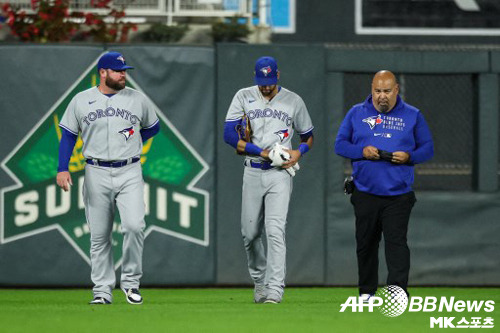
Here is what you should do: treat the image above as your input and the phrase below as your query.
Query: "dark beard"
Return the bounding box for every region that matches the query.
[259,85,276,97]
[106,76,125,91]
[379,104,389,113]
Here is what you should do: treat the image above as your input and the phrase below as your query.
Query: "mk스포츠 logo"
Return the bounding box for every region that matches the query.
[0,54,209,268]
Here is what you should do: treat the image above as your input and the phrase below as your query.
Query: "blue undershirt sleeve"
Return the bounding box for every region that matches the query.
[298,131,313,155]
[140,121,160,142]
[57,128,78,172]
[299,130,313,142]
[224,120,263,156]
[223,120,241,149]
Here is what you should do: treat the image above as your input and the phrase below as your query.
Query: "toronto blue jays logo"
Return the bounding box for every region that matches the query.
[119,126,135,141]
[363,115,383,130]
[274,129,289,142]
[117,56,125,63]
[260,66,272,76]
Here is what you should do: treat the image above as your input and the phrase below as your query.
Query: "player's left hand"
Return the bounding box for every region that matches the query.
[392,151,410,164]
[282,149,301,169]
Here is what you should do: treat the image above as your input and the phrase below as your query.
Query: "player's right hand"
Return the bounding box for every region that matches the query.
[363,146,380,160]
[281,149,300,169]
[56,171,73,192]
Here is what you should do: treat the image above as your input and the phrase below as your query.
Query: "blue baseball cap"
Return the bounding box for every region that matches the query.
[254,56,278,86]
[97,52,134,71]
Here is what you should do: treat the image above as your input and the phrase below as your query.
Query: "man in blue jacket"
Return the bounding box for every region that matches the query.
[335,70,433,301]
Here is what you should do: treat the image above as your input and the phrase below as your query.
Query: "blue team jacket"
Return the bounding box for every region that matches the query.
[335,95,434,196]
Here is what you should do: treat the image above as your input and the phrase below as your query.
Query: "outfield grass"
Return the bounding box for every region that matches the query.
[0,288,498,332]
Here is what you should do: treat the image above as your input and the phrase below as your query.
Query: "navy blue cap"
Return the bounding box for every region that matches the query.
[254,56,278,86]
[97,52,134,71]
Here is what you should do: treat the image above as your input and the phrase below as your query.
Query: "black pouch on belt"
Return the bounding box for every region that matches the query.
[344,176,355,195]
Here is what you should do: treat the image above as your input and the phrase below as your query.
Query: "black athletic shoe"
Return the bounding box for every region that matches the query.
[89,297,111,305]
[360,293,375,303]
[122,288,143,305]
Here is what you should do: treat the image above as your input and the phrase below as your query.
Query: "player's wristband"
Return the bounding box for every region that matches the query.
[298,143,309,156]
[244,142,263,156]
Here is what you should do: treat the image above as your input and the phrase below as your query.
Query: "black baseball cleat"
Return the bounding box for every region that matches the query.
[122,288,143,305]
[89,297,111,305]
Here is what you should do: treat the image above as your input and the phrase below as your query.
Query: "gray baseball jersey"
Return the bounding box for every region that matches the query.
[225,85,313,302]
[225,85,314,161]
[60,85,158,302]
[60,86,159,160]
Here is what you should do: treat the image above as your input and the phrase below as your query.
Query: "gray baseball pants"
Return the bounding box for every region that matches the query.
[241,166,293,299]
[83,162,145,302]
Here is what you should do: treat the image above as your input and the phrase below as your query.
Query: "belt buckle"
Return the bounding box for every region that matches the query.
[255,161,268,169]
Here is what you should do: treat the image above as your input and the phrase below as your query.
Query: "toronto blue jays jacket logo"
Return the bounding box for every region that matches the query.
[363,115,383,130]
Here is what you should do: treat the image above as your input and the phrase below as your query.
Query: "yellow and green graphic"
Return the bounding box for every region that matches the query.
[0,57,209,266]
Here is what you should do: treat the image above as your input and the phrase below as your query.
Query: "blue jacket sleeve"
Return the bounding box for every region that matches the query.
[140,121,160,142]
[409,112,434,164]
[334,109,364,159]
[57,128,78,172]
[223,120,240,149]
[299,129,313,141]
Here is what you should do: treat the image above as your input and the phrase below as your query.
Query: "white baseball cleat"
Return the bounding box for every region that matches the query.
[122,288,143,305]
[89,297,111,305]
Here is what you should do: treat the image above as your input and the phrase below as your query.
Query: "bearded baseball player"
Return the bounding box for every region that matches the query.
[223,56,314,304]
[56,52,160,305]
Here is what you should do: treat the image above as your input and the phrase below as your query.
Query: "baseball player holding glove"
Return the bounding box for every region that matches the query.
[56,52,160,305]
[223,56,314,304]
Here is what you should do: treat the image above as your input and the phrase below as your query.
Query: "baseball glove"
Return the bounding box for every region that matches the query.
[235,114,252,155]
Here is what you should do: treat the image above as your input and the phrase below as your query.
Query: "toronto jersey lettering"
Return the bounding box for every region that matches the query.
[59,86,159,161]
[81,107,141,126]
[225,85,313,162]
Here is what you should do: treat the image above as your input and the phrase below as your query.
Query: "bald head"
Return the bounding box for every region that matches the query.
[371,70,399,113]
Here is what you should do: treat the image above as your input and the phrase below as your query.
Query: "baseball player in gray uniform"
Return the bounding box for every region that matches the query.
[223,56,314,304]
[56,52,160,305]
